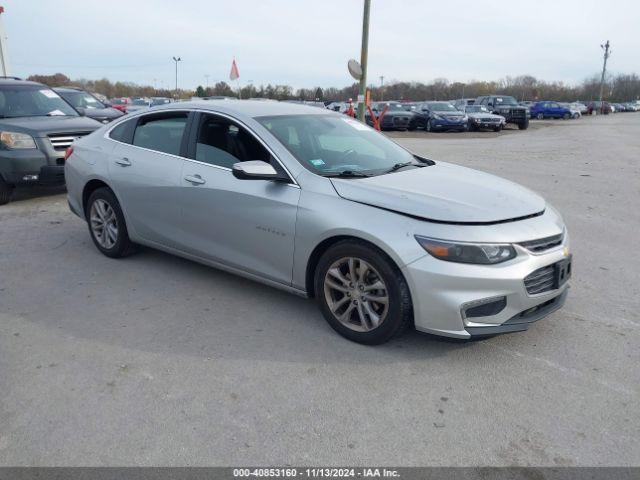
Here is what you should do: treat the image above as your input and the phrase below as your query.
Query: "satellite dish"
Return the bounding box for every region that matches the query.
[348,59,363,80]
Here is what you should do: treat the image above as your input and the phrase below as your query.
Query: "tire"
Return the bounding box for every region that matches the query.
[86,187,136,258]
[493,125,502,132]
[537,113,544,120]
[314,240,412,345]
[0,177,13,205]
[563,113,570,120]
[468,121,477,132]
[572,113,580,119]
[518,118,529,130]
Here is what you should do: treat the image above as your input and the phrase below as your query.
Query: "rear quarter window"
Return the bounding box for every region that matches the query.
[109,119,135,144]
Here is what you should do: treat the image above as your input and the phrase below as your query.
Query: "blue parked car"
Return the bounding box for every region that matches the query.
[530,101,572,120]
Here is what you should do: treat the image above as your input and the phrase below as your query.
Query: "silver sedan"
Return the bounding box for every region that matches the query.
[65,101,571,344]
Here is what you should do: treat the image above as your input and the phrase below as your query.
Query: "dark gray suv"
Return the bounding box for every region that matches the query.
[0,78,101,204]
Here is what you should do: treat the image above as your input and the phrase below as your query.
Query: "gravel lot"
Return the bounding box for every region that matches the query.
[1,113,639,466]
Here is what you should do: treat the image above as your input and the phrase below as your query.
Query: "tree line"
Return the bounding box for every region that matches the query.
[27,72,640,103]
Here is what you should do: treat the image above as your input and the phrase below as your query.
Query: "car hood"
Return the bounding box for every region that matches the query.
[0,115,101,136]
[84,108,123,120]
[467,112,503,119]
[330,161,546,224]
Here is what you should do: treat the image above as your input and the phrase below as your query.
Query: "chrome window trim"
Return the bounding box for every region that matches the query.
[103,108,299,188]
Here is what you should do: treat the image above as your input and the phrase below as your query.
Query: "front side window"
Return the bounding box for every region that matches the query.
[258,114,417,176]
[0,85,78,118]
[195,114,270,169]
[132,113,188,156]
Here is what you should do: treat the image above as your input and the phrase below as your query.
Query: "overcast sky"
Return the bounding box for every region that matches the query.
[3,0,639,89]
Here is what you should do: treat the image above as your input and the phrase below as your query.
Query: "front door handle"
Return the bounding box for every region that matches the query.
[115,157,131,167]
[184,174,206,185]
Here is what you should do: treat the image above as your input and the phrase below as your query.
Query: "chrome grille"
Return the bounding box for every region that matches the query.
[524,264,556,295]
[48,132,91,151]
[518,233,563,253]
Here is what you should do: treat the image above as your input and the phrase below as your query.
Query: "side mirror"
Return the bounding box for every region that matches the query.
[76,107,86,116]
[232,161,286,181]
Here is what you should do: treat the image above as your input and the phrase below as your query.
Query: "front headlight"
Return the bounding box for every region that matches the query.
[415,236,517,264]
[0,131,37,149]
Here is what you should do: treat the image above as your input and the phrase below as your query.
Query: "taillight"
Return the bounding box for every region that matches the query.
[64,146,74,161]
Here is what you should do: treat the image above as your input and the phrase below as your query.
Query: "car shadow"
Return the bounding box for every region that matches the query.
[13,223,478,365]
[10,185,67,203]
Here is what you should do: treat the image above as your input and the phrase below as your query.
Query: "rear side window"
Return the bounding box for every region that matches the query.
[132,113,188,156]
[109,120,134,143]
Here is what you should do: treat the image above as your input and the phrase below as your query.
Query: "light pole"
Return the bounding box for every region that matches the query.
[204,74,210,91]
[172,56,181,99]
[356,0,371,121]
[379,75,384,101]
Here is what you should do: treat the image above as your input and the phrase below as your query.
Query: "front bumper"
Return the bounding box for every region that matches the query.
[430,119,467,130]
[0,137,67,186]
[402,242,571,339]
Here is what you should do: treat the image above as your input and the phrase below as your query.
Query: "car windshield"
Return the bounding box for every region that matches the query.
[465,105,489,113]
[494,96,518,106]
[58,90,105,110]
[258,114,419,176]
[428,103,458,112]
[0,85,78,118]
[112,98,127,105]
[376,103,404,111]
[151,98,170,106]
[132,99,149,106]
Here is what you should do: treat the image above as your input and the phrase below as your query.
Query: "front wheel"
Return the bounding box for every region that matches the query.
[0,177,14,205]
[518,118,529,130]
[537,113,544,120]
[426,119,433,132]
[314,241,412,345]
[563,113,570,120]
[86,187,136,258]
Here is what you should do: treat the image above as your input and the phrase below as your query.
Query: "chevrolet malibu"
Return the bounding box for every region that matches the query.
[65,101,571,344]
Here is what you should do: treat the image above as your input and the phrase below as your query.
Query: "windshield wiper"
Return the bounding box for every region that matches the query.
[324,170,371,178]
[385,161,427,173]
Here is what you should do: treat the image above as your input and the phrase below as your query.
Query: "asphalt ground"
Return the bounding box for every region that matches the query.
[1,113,638,466]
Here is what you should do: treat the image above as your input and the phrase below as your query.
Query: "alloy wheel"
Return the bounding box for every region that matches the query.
[90,199,119,249]
[323,257,389,332]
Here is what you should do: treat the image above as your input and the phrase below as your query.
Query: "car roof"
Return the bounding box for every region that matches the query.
[0,78,45,87]
[158,99,332,118]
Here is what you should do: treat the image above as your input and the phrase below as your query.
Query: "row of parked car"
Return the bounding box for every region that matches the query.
[327,95,639,132]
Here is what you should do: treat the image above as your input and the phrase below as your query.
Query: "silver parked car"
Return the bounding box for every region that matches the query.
[65,101,571,344]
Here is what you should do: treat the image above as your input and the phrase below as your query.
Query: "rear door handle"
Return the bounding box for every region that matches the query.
[184,174,206,185]
[115,157,131,167]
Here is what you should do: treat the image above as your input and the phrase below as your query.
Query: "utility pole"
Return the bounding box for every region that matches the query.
[356,0,371,121]
[172,56,181,99]
[379,75,384,101]
[598,41,611,110]
[204,74,210,90]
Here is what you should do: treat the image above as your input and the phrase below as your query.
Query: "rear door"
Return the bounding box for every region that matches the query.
[178,112,300,285]
[108,110,192,248]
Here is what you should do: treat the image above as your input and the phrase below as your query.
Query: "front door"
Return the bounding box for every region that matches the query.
[179,113,300,286]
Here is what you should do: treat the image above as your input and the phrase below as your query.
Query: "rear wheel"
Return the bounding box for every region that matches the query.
[537,113,544,120]
[86,188,136,258]
[563,113,570,120]
[0,177,13,205]
[314,241,412,345]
